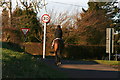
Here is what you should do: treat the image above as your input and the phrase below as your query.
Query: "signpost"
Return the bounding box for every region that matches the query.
[106,28,114,61]
[41,14,50,59]
[21,28,30,53]
[21,28,30,41]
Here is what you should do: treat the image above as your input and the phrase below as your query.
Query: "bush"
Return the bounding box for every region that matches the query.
[23,42,43,55]
[18,42,120,60]
[2,42,24,52]
[2,27,22,43]
[64,45,106,60]
[64,45,120,60]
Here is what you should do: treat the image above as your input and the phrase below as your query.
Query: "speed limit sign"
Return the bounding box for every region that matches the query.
[41,14,50,23]
[41,14,50,59]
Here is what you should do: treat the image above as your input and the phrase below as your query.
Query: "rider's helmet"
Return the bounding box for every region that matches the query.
[57,25,61,28]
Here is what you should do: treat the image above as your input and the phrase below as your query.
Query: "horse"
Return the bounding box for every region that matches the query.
[53,38,64,66]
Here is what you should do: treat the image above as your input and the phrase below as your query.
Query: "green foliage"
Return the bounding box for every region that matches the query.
[12,8,23,17]
[2,42,24,52]
[86,29,105,45]
[75,2,115,45]
[88,1,120,31]
[64,33,79,44]
[2,9,9,27]
[95,60,120,65]
[2,27,22,43]
[2,46,67,78]
[64,45,106,59]
[23,42,43,55]
[12,8,42,42]
[64,44,120,60]
[88,2,105,11]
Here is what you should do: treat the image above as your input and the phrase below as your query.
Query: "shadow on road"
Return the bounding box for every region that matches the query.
[38,56,119,79]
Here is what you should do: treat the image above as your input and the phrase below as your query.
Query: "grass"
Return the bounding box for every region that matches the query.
[94,60,120,66]
[2,48,67,78]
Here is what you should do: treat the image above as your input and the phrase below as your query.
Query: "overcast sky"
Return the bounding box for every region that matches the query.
[0,0,120,16]
[45,0,89,13]
[3,0,88,18]
[9,0,89,15]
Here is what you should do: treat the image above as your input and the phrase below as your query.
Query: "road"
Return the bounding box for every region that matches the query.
[39,58,119,79]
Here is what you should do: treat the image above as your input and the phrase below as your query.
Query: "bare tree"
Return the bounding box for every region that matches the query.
[46,9,81,44]
[48,9,75,28]
[0,0,12,27]
[19,0,45,13]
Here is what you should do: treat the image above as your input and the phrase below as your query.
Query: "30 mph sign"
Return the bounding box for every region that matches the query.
[41,14,50,23]
[41,14,50,59]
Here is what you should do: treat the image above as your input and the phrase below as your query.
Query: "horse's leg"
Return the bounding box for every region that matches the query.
[55,51,58,64]
[57,40,64,65]
[55,50,61,65]
[54,42,59,64]
[56,43,62,65]
[58,50,61,63]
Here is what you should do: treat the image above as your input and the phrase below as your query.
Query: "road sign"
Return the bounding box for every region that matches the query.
[21,28,30,35]
[41,14,50,23]
[41,14,50,59]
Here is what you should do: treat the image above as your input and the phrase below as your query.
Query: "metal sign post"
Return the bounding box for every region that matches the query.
[106,28,114,61]
[21,28,30,41]
[43,23,46,59]
[21,28,30,53]
[41,14,50,59]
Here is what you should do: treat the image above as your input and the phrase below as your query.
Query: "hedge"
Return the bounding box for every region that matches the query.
[23,43,120,60]
[64,45,120,60]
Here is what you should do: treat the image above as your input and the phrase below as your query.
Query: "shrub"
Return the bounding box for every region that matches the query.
[64,45,106,60]
[64,45,120,60]
[2,27,22,43]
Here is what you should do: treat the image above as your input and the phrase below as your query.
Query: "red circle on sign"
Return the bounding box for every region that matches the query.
[41,14,50,23]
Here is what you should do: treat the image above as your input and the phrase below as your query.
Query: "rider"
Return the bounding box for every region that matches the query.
[51,25,63,49]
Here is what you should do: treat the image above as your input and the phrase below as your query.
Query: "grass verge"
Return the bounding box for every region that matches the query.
[94,60,120,65]
[94,60,120,70]
[2,48,67,78]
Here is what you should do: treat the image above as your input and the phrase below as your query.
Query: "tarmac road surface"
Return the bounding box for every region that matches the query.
[39,58,119,79]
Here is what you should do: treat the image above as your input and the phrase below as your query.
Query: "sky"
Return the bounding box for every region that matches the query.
[0,0,89,27]
[0,0,89,12]
[1,0,120,13]
[9,0,89,16]
[45,0,89,14]
[0,0,120,17]
[1,0,88,18]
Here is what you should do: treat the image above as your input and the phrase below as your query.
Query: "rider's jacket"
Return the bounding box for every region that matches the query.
[54,28,62,39]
